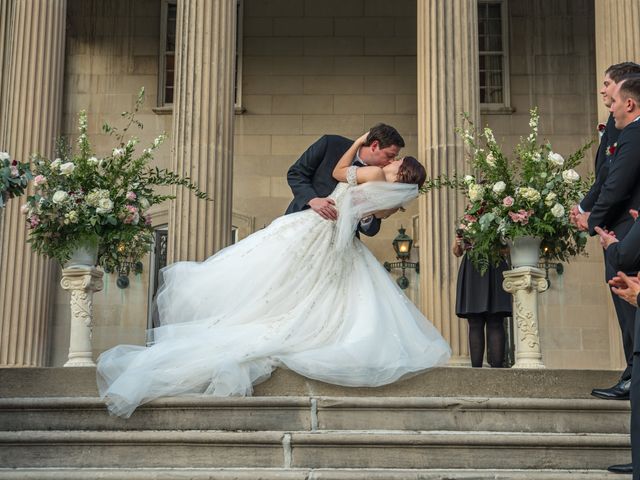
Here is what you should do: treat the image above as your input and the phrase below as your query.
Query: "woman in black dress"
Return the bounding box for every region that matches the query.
[453,233,512,368]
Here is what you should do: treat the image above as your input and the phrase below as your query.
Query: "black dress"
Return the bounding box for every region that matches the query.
[455,254,512,318]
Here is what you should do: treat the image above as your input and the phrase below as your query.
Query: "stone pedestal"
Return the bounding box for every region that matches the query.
[60,267,104,367]
[502,267,549,369]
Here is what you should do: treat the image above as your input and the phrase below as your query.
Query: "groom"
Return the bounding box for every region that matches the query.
[285,123,405,236]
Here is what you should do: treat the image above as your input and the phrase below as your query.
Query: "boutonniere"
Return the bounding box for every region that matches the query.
[607,142,617,156]
[597,123,606,138]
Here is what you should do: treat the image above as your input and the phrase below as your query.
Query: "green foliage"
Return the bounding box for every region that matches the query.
[23,88,210,270]
[0,152,32,208]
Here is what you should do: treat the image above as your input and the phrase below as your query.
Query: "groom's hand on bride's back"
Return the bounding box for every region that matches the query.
[309,197,338,220]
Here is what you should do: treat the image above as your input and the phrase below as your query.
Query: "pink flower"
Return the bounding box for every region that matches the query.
[464,214,477,223]
[33,175,47,187]
[28,215,40,228]
[145,214,152,226]
[503,196,514,207]
[124,205,140,225]
[126,191,137,201]
[508,209,534,225]
[9,166,19,177]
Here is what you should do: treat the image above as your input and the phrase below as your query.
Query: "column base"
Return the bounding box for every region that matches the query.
[64,354,96,368]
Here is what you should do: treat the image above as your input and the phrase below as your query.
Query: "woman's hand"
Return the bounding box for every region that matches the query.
[356,132,369,145]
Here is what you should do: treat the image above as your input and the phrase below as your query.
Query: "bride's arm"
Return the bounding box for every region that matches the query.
[332,133,385,184]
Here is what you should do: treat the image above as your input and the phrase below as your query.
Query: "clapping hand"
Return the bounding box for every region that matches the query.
[594,226,618,250]
[609,271,640,307]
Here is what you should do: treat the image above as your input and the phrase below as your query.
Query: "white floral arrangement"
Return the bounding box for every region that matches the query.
[423,108,592,272]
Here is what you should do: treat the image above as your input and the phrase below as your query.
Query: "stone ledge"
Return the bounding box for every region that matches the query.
[0,367,622,399]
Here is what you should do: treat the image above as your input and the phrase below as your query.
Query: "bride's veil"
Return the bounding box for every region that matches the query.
[334,181,418,250]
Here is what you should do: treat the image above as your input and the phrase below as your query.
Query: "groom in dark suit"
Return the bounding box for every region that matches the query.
[285,123,405,236]
[572,63,640,402]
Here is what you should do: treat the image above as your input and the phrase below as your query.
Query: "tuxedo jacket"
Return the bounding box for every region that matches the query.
[580,114,620,212]
[588,119,640,240]
[285,134,381,236]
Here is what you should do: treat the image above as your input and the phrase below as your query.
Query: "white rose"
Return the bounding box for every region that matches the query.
[96,198,114,214]
[562,169,580,183]
[468,184,484,202]
[87,156,99,166]
[59,162,75,175]
[0,152,9,161]
[112,147,125,157]
[66,210,79,223]
[486,153,496,167]
[551,203,565,218]
[492,181,506,194]
[52,190,68,204]
[518,187,541,203]
[464,175,475,184]
[532,152,542,162]
[50,158,62,170]
[548,152,565,166]
[545,192,557,206]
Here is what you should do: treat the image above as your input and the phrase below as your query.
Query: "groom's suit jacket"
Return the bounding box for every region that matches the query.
[580,114,620,212]
[285,134,381,236]
[588,120,640,241]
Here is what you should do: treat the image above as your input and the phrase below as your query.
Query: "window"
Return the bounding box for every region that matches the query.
[158,0,244,111]
[478,0,511,111]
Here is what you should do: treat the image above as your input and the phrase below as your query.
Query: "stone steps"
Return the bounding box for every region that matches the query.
[0,395,630,434]
[0,430,630,469]
[0,468,628,479]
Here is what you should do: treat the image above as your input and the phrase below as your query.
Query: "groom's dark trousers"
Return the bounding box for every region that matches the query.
[589,119,640,381]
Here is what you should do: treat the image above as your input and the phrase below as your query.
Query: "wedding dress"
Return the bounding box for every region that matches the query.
[97,181,451,417]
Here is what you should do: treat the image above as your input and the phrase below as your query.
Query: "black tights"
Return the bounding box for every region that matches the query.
[467,314,505,368]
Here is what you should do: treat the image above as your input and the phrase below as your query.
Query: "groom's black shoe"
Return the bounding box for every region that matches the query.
[591,378,631,400]
[607,463,633,474]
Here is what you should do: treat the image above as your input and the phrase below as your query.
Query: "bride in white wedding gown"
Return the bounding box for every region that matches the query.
[97,133,451,418]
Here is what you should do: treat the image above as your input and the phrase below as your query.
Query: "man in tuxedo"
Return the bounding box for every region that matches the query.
[285,123,405,236]
[572,63,640,402]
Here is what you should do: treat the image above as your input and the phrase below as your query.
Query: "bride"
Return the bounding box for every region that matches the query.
[97,133,452,418]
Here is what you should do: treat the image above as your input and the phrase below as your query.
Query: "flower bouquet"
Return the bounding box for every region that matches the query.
[23,88,208,271]
[1,152,32,208]
[424,108,592,273]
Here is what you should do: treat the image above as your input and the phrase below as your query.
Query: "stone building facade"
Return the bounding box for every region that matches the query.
[0,0,639,370]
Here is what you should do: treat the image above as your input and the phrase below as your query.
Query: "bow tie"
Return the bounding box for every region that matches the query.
[353,160,365,167]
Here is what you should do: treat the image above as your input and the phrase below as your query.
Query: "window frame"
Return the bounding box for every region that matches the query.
[157,0,244,113]
[478,0,512,114]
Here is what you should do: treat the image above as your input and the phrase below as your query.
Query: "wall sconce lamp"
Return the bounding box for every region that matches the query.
[537,245,563,287]
[384,226,419,289]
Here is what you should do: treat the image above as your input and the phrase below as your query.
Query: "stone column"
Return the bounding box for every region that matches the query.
[60,268,104,367]
[416,0,480,363]
[594,0,640,369]
[502,267,548,369]
[0,0,66,367]
[0,0,13,252]
[595,0,640,119]
[167,0,237,262]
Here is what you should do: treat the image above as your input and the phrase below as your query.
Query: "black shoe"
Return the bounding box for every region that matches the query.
[591,379,631,400]
[607,463,633,473]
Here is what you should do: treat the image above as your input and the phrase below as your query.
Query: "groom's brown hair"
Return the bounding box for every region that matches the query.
[606,62,640,83]
[363,123,405,149]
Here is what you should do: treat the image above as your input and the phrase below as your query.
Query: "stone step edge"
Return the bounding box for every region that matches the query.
[0,468,627,480]
[0,395,629,411]
[0,430,630,447]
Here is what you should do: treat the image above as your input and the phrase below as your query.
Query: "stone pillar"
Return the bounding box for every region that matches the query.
[594,0,640,370]
[0,0,13,250]
[416,0,480,363]
[167,0,236,263]
[595,0,640,120]
[0,0,66,367]
[502,267,548,369]
[60,268,104,367]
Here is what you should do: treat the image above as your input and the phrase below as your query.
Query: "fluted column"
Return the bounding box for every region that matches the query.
[594,0,640,369]
[417,0,480,363]
[167,0,236,262]
[0,0,13,142]
[0,0,66,366]
[595,0,640,119]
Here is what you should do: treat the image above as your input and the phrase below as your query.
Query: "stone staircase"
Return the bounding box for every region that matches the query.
[0,367,633,479]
